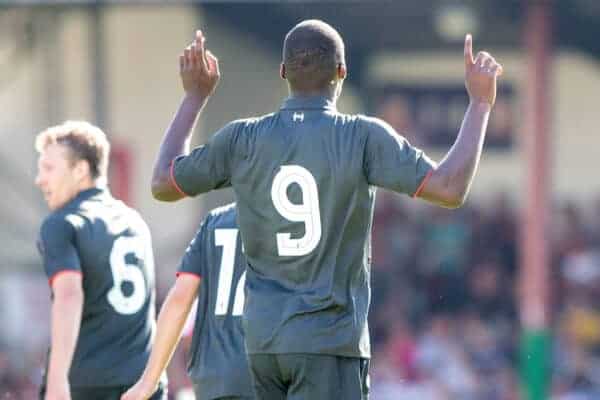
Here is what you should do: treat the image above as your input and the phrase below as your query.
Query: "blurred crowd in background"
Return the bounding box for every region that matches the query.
[369,192,600,400]
[3,192,600,399]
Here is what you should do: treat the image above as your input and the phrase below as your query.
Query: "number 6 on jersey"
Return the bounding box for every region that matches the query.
[271,165,322,256]
[107,236,150,315]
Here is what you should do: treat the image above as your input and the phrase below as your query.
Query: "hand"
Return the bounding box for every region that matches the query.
[120,379,157,400]
[464,34,503,106]
[180,30,221,98]
[45,378,71,400]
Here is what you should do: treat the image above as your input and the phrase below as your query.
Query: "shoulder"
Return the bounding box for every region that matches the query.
[40,210,81,238]
[357,115,411,146]
[184,204,236,255]
[92,193,150,238]
[212,116,274,152]
[323,109,361,124]
[120,203,152,237]
[205,203,237,230]
[356,114,395,133]
[226,113,277,134]
[242,112,277,125]
[223,113,275,129]
[328,112,394,137]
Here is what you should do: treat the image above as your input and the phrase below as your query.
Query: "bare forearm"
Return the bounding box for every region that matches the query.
[139,288,195,388]
[421,101,491,207]
[48,293,83,383]
[439,101,490,191]
[151,93,207,201]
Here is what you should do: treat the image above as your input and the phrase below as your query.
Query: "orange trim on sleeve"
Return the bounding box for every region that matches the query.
[412,169,434,198]
[48,270,83,287]
[176,271,202,280]
[169,158,188,197]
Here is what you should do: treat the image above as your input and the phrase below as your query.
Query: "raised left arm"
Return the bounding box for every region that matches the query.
[417,101,491,208]
[417,34,502,208]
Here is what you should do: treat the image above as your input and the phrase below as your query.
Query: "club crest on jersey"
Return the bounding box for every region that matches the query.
[292,112,304,122]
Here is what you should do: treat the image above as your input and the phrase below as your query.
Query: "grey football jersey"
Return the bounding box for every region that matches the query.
[37,188,159,387]
[178,204,253,399]
[172,96,434,358]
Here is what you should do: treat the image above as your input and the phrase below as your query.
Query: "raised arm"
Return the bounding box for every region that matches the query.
[417,34,503,208]
[121,275,201,400]
[151,30,220,201]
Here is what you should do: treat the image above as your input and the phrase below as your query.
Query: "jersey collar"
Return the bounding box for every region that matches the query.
[280,95,337,111]
[53,186,107,213]
[73,187,105,203]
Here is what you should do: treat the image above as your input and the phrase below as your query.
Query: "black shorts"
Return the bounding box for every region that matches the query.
[39,382,167,400]
[248,354,369,400]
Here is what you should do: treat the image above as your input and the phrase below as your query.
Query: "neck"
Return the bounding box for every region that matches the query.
[77,178,98,193]
[289,84,338,102]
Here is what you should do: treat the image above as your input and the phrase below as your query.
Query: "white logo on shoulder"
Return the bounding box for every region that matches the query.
[293,112,304,122]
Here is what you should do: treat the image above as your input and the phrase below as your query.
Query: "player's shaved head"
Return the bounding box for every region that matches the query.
[282,19,346,93]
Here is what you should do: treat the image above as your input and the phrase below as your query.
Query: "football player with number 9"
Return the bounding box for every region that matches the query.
[151,19,501,399]
[35,121,166,400]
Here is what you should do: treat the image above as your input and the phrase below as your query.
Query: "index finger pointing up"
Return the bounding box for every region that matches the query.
[194,30,208,72]
[464,34,474,67]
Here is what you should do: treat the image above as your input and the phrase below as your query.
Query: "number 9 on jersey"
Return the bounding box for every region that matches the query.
[271,165,322,257]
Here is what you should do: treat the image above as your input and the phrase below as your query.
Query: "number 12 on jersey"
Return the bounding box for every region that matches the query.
[214,229,246,317]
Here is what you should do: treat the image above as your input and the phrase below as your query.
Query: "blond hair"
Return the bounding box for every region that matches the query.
[35,120,110,180]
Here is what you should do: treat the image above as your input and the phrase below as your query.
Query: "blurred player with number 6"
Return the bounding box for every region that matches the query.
[35,121,166,400]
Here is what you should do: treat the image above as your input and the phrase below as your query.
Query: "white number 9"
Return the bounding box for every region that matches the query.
[271,165,322,256]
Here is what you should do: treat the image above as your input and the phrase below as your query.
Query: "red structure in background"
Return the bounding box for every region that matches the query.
[109,142,132,206]
[519,2,553,400]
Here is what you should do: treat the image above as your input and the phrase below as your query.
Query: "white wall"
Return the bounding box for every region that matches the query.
[0,7,362,274]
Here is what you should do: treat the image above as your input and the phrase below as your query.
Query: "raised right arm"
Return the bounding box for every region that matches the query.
[151,93,207,201]
[151,29,220,201]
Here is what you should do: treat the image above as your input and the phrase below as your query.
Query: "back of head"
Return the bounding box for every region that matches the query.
[35,120,110,182]
[283,19,345,93]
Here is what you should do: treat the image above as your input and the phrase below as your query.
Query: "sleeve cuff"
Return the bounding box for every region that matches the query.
[176,271,202,280]
[169,158,189,197]
[48,270,83,287]
[412,169,434,198]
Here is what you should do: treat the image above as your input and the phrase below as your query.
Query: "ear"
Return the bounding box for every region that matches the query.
[280,63,286,80]
[337,63,347,80]
[73,159,91,182]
